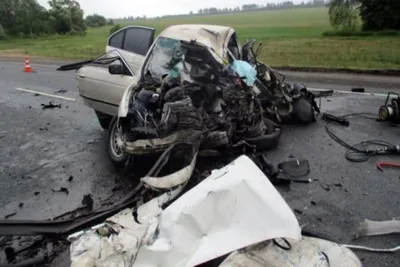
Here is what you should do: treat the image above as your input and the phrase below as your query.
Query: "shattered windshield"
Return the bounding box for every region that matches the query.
[146,37,183,81]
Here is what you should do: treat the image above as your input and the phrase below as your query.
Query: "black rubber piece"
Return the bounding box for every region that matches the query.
[243,118,282,151]
[95,110,112,130]
[351,88,365,93]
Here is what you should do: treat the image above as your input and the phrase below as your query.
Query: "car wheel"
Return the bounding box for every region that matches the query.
[108,116,127,166]
[95,111,112,130]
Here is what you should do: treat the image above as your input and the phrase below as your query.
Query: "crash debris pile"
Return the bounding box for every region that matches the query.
[119,39,319,157]
[68,156,361,267]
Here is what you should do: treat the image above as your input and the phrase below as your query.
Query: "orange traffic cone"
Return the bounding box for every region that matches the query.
[24,56,33,73]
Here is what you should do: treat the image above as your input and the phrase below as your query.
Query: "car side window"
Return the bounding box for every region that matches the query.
[109,31,125,49]
[123,28,154,56]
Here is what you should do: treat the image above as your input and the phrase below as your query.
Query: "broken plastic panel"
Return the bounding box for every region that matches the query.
[69,155,301,267]
[133,155,301,267]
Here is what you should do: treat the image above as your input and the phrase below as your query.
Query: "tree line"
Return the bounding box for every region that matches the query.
[329,0,400,32]
[0,0,114,40]
[117,1,328,20]
[197,0,327,15]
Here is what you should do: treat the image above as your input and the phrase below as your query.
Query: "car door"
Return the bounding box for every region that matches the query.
[77,52,138,116]
[106,26,155,74]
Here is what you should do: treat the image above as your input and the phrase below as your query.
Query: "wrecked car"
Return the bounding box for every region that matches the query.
[59,24,318,165]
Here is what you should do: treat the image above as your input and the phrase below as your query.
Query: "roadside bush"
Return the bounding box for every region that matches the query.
[322,29,400,37]
[86,14,107,28]
[109,24,122,35]
[0,27,8,40]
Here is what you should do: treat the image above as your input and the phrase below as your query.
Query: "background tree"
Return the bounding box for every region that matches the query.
[359,0,400,30]
[328,0,360,32]
[48,0,86,34]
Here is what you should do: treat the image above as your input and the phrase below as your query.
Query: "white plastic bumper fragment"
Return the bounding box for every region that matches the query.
[141,152,197,190]
[133,155,302,267]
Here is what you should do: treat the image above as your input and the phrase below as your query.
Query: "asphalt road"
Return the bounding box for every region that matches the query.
[0,60,399,266]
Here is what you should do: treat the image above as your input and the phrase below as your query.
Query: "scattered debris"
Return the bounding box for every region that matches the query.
[334,182,343,187]
[320,183,331,191]
[343,244,400,253]
[277,159,311,183]
[54,89,67,94]
[41,102,61,109]
[81,194,94,211]
[355,219,400,238]
[34,93,40,97]
[378,92,400,124]
[68,176,74,182]
[322,113,350,126]
[351,88,365,93]
[4,212,17,219]
[294,209,304,215]
[39,127,48,131]
[310,201,317,206]
[220,236,361,267]
[51,187,69,195]
[377,161,400,172]
[34,192,40,196]
[18,203,24,208]
[69,156,302,267]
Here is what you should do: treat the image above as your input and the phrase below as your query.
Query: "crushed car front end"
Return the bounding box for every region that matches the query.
[117,37,281,160]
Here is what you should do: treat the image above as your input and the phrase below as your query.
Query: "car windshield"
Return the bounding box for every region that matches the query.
[146,37,183,81]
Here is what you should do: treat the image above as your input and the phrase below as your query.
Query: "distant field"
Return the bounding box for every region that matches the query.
[0,7,399,70]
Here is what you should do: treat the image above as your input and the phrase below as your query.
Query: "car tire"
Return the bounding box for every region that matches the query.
[95,111,112,130]
[108,116,127,166]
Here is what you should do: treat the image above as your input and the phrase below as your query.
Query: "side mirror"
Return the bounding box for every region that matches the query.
[109,61,124,75]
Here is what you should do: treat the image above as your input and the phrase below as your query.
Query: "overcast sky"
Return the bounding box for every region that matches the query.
[37,0,304,18]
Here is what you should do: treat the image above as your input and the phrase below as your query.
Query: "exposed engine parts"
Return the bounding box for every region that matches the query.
[119,39,319,157]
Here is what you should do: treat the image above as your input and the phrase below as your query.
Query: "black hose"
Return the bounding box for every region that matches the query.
[324,113,398,162]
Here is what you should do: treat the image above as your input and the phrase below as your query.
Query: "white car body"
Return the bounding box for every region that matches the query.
[76,24,242,118]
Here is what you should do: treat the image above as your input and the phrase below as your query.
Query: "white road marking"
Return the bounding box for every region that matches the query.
[308,88,388,97]
[15,87,76,101]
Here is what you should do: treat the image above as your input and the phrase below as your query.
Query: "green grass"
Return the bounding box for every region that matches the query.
[0,7,399,70]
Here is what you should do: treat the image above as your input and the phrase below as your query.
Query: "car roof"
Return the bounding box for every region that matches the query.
[158,24,235,58]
